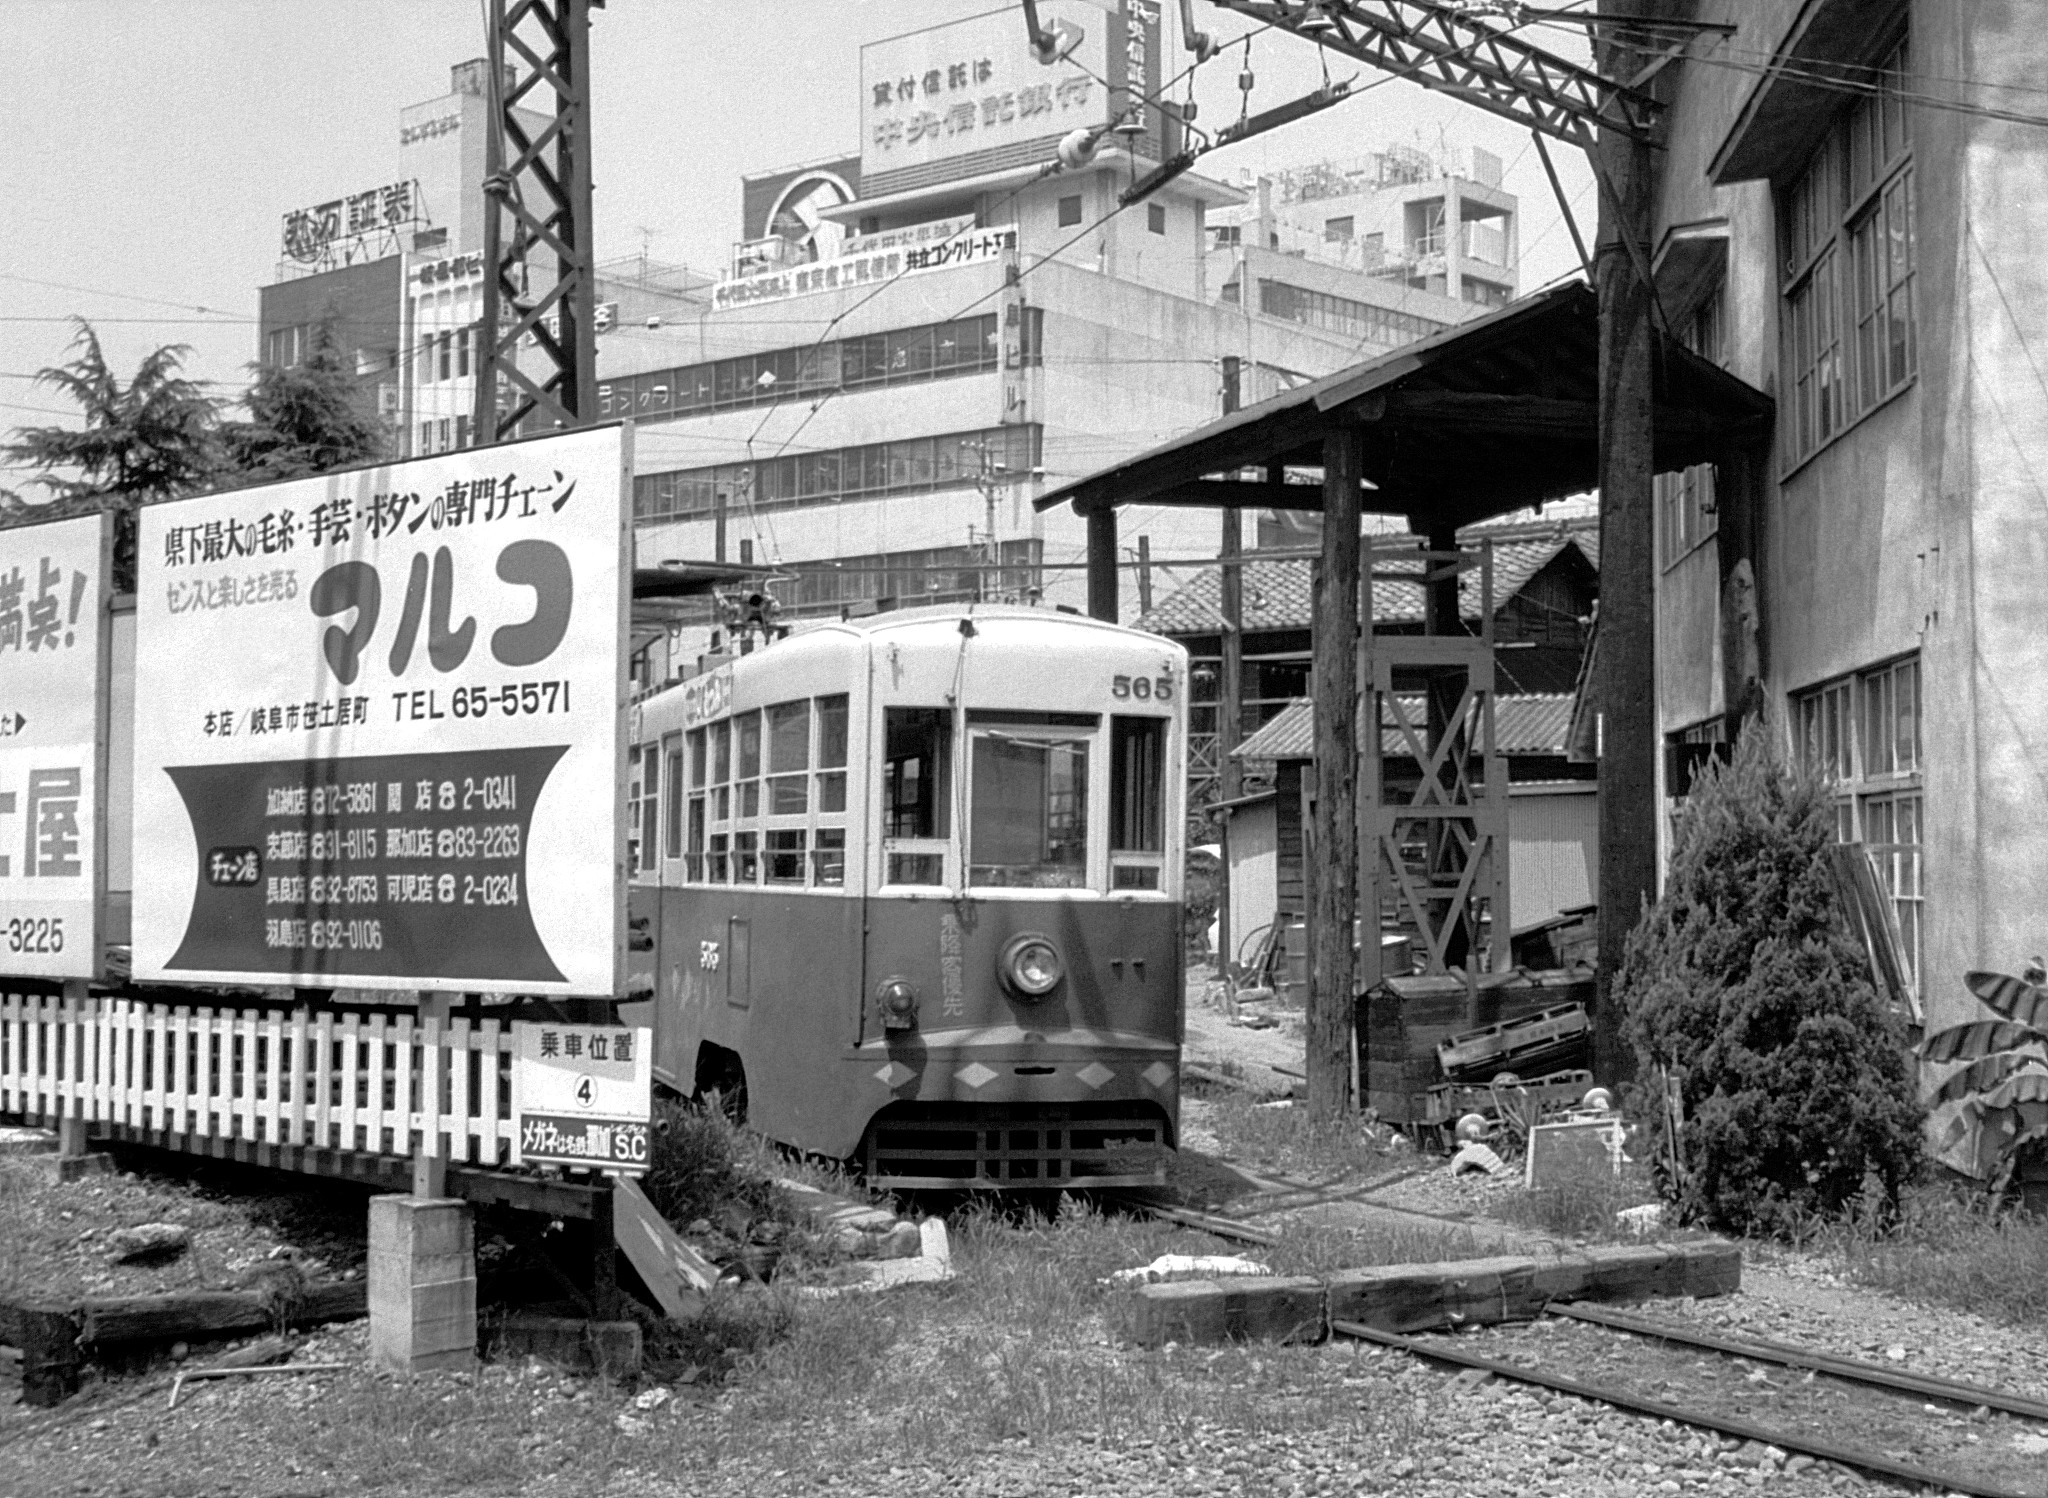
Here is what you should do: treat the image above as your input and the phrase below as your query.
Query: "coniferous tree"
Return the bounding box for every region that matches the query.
[2,319,221,586]
[1618,719,1923,1235]
[218,318,387,483]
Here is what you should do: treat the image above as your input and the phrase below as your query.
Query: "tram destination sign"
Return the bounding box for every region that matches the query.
[131,427,630,994]
[0,511,111,980]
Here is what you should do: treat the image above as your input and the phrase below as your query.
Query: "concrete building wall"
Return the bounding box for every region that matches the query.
[1648,0,2048,1036]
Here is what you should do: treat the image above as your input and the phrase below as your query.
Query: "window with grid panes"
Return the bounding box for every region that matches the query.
[1780,33,1914,470]
[1792,654,1923,992]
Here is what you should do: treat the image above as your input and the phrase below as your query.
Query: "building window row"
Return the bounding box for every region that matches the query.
[1793,653,1923,994]
[417,415,471,456]
[595,308,1041,425]
[1256,279,1452,348]
[1781,33,1915,468]
[632,423,1042,526]
[768,539,1043,616]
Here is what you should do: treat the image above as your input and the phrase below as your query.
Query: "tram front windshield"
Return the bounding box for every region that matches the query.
[969,730,1090,888]
[882,706,1166,893]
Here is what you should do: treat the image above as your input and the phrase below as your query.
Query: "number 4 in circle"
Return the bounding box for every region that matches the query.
[575,1076,595,1106]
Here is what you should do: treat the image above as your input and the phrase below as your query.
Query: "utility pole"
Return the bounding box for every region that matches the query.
[473,0,602,444]
[1590,0,1659,1085]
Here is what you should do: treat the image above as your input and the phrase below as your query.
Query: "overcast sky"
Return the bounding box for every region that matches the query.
[2,0,1596,482]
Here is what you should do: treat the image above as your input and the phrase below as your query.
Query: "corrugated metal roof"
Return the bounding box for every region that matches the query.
[1232,692,1579,762]
[1140,518,1597,636]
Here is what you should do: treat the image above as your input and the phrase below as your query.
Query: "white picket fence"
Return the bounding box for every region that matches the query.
[0,992,518,1166]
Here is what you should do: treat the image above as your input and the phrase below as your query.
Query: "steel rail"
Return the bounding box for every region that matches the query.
[1551,1301,2048,1424]
[1331,1318,2037,1498]
[1127,1198,1281,1246]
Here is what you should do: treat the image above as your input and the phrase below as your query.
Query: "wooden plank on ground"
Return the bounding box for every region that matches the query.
[612,1175,712,1322]
[78,1280,367,1346]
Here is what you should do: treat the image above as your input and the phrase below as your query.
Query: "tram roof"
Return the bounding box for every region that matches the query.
[1030,281,1773,533]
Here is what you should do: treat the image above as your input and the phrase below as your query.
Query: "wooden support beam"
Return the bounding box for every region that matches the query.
[1308,426,1364,1119]
[1087,508,1119,622]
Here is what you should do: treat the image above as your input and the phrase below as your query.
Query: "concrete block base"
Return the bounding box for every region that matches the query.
[369,1196,477,1374]
[36,1151,113,1183]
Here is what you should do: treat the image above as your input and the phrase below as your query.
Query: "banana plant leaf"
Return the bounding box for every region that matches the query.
[1920,1019,2045,1064]
[1965,970,2048,1030]
[1924,1051,2048,1107]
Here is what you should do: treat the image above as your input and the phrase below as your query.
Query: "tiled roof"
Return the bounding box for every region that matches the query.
[1139,517,1597,636]
[1232,692,1579,762]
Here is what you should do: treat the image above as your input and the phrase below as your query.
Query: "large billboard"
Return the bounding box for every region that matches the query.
[0,511,110,980]
[131,427,629,995]
[860,3,1139,186]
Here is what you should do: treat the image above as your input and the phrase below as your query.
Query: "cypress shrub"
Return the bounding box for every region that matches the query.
[1618,719,1923,1235]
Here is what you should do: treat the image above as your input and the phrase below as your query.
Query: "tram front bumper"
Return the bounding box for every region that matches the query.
[854,1025,1178,1108]
[854,1026,1178,1189]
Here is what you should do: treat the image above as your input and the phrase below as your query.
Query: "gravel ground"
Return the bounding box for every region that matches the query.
[622,1342,1864,1498]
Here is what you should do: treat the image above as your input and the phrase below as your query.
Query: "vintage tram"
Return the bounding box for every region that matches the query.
[620,602,1187,1188]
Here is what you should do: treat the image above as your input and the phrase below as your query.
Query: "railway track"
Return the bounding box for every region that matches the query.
[1335,1301,2048,1497]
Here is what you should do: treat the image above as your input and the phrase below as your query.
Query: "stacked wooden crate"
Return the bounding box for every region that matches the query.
[1357,969,1595,1125]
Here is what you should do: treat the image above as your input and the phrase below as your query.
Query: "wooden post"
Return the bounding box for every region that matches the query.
[1136,533,1153,616]
[412,995,451,1199]
[1218,503,1244,978]
[1086,507,1119,622]
[1593,1,1660,1087]
[1308,427,1363,1119]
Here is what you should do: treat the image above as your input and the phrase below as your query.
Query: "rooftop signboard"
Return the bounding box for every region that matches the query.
[859,2,1160,190]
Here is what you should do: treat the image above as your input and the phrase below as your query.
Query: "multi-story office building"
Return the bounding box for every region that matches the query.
[1208,145,1521,310]
[255,59,546,454]
[604,2,1512,678]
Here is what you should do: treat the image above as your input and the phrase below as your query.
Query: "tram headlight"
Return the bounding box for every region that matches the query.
[877,977,920,1031]
[999,933,1065,1001]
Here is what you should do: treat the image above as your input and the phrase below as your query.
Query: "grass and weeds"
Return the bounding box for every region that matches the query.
[1810,1182,2048,1325]
[1190,1085,1414,1188]
[7,1188,1429,1494]
[1487,1155,1680,1244]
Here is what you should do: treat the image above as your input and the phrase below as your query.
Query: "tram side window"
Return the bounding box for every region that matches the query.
[639,747,661,871]
[766,699,809,814]
[662,738,684,860]
[884,707,952,885]
[969,725,1090,889]
[1110,716,1167,891]
[686,728,707,879]
[708,718,732,880]
[736,710,762,819]
[817,694,849,815]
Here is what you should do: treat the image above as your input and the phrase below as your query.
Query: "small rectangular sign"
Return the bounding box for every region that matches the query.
[511,1019,652,1174]
[130,427,628,993]
[0,511,110,979]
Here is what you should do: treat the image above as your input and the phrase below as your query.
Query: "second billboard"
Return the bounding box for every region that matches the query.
[130,427,628,994]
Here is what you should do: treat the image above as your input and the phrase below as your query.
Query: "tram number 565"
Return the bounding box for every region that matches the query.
[1111,674,1173,702]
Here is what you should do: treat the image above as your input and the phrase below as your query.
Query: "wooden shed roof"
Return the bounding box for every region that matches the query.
[1033,282,1772,533]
